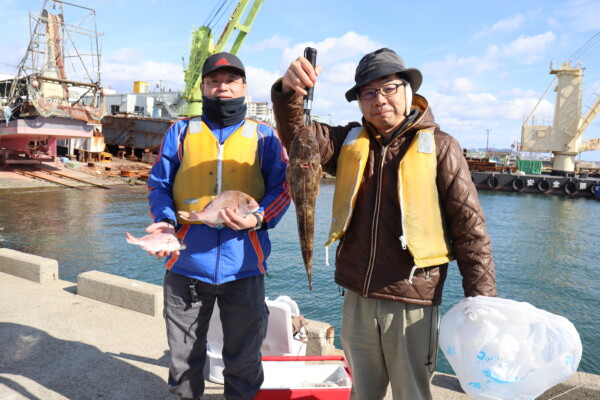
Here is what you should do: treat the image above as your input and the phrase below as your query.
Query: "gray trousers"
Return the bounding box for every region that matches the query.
[341,290,439,400]
[163,271,268,400]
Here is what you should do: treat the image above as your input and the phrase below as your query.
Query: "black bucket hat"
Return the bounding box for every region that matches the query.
[345,48,422,102]
[202,52,246,78]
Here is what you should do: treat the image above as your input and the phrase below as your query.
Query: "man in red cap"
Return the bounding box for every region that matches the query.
[271,48,497,399]
[147,52,290,400]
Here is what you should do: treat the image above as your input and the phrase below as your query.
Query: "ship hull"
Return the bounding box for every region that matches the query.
[471,171,600,198]
[101,115,174,150]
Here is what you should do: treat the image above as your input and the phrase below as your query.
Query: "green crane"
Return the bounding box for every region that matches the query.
[182,0,263,117]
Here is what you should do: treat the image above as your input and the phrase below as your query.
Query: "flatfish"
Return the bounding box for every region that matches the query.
[286,126,322,291]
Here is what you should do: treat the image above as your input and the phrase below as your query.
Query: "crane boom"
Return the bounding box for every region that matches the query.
[579,138,600,152]
[183,0,263,116]
[575,93,600,137]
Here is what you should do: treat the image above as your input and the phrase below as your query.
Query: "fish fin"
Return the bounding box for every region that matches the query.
[285,167,295,202]
[178,210,204,222]
[316,165,323,195]
[125,232,138,244]
[202,197,217,211]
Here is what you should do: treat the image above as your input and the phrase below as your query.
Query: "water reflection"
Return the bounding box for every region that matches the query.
[0,186,599,375]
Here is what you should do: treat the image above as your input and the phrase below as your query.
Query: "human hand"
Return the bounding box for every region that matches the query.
[219,208,262,231]
[282,56,322,95]
[145,221,178,259]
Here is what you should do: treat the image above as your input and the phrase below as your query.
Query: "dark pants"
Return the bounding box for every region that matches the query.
[163,271,268,400]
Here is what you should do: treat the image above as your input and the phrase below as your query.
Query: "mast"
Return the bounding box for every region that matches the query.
[2,0,106,123]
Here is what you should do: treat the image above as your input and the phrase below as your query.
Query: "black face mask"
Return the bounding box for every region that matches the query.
[202,96,247,126]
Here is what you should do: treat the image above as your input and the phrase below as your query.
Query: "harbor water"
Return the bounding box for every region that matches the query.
[1,184,599,376]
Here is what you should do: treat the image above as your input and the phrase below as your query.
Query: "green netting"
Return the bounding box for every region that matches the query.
[517,158,543,174]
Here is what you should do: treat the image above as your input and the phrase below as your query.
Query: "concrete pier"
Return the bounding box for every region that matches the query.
[0,248,598,399]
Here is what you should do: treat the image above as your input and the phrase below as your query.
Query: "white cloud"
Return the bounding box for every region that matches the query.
[321,62,356,85]
[491,13,526,33]
[502,32,556,64]
[438,77,477,95]
[472,10,542,41]
[500,87,541,98]
[280,31,382,71]
[559,0,600,32]
[102,58,184,92]
[245,34,292,53]
[473,14,526,41]
[421,46,500,80]
[245,66,281,101]
[261,32,383,126]
[105,48,146,64]
[423,85,557,149]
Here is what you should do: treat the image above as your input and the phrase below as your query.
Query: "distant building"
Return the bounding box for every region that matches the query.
[92,89,276,124]
[245,96,275,126]
[101,91,184,119]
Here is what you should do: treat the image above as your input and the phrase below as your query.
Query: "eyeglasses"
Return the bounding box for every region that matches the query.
[358,83,404,100]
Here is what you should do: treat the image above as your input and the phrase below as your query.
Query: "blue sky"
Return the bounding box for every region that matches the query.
[1,0,599,160]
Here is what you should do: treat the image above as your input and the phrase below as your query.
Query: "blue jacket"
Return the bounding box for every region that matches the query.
[147,116,290,284]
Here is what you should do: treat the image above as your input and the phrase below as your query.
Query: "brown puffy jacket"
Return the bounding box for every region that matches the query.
[271,80,496,305]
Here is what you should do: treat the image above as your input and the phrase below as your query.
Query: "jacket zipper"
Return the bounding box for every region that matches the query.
[215,129,225,284]
[398,160,408,250]
[214,228,222,284]
[362,145,387,296]
[217,142,224,195]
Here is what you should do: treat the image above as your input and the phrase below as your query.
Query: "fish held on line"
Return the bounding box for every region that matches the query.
[177,190,259,228]
[125,231,186,253]
[286,125,322,291]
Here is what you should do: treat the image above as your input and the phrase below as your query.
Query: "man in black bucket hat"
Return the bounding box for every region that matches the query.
[344,48,422,101]
[271,48,496,399]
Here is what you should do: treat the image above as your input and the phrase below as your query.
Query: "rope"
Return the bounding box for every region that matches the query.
[568,31,600,62]
[205,0,229,29]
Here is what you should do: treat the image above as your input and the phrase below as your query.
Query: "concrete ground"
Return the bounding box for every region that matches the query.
[1,271,598,400]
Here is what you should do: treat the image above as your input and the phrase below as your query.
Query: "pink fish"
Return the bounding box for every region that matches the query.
[178,190,259,227]
[125,231,186,253]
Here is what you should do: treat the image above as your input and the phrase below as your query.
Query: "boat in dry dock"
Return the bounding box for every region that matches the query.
[0,0,106,165]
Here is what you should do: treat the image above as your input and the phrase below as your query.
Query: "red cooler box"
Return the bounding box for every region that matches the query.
[255,356,352,400]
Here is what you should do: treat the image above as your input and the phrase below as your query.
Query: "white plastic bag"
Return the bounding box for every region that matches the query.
[439,296,582,400]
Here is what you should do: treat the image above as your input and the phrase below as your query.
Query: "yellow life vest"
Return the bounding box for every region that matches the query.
[172,118,265,224]
[326,127,454,268]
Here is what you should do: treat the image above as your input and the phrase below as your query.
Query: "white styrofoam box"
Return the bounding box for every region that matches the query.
[207,297,307,384]
[255,356,352,400]
[261,362,351,389]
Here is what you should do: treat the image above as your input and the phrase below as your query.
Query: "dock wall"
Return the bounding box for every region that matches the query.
[0,247,337,355]
[1,247,599,399]
[0,248,58,283]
